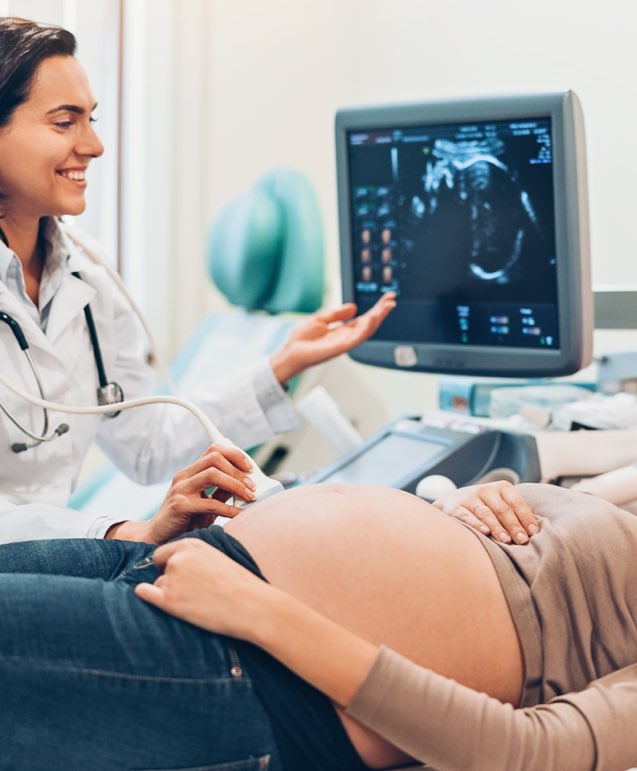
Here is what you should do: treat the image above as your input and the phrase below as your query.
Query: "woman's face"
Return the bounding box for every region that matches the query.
[0,54,104,223]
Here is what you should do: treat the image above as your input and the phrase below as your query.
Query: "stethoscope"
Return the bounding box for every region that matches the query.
[0,256,282,504]
[0,271,124,453]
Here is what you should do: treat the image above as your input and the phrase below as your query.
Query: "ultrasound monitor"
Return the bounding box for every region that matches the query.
[335,91,592,377]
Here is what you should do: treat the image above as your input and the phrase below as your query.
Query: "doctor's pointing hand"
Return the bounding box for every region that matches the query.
[0,17,395,545]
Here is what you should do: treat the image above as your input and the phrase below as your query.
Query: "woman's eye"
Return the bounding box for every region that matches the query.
[54,121,73,129]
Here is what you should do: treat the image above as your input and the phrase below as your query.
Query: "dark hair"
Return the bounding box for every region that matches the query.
[0,17,76,244]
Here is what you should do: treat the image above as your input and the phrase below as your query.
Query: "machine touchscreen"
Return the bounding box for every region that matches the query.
[317,432,446,487]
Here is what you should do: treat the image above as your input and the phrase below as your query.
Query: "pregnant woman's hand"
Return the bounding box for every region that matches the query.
[134,538,273,640]
[434,480,540,544]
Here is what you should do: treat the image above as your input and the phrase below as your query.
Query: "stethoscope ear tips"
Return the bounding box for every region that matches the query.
[10,423,70,453]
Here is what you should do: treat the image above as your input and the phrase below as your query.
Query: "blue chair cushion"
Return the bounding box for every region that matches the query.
[207,168,325,313]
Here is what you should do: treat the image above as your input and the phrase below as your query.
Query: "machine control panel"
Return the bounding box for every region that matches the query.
[306,415,540,496]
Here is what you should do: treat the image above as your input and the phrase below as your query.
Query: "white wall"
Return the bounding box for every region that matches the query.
[204,0,637,291]
[120,0,216,356]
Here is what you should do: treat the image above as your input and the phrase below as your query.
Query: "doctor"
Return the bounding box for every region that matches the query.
[0,17,395,544]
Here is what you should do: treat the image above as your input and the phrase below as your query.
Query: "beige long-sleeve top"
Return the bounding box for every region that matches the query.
[347,646,637,770]
[347,484,637,770]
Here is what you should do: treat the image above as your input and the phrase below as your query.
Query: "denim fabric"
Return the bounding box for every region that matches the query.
[0,536,152,579]
[0,538,283,771]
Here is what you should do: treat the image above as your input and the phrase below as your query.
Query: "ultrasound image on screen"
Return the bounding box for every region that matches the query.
[347,118,559,350]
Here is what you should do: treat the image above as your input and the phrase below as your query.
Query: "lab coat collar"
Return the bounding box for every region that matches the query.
[0,238,18,286]
[44,270,95,344]
[39,218,72,306]
[0,281,52,355]
[34,218,97,344]
[0,219,97,350]
[0,281,35,320]
[0,274,95,354]
[0,217,68,289]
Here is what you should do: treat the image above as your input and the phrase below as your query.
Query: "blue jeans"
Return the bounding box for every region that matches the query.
[0,538,283,771]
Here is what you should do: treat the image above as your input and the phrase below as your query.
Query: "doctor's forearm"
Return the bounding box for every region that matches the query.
[104,519,153,542]
[269,348,298,386]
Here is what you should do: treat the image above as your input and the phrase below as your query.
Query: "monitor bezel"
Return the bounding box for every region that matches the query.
[335,91,592,377]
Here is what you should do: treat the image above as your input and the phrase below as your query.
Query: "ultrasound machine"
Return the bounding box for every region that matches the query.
[308,91,593,495]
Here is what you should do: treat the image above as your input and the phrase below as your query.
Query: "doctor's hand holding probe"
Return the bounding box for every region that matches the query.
[0,17,396,546]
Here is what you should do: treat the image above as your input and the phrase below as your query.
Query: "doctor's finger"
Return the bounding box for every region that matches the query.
[208,488,250,517]
[372,291,397,310]
[346,303,396,345]
[170,448,252,490]
[349,292,396,331]
[187,467,256,502]
[315,303,358,326]
[183,494,245,521]
[181,469,255,511]
[196,444,252,473]
[361,292,396,328]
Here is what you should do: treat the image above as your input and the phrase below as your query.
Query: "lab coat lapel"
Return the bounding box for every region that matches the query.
[45,272,96,345]
[0,283,50,351]
[0,283,29,319]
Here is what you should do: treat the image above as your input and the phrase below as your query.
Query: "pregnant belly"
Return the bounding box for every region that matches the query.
[226,484,524,768]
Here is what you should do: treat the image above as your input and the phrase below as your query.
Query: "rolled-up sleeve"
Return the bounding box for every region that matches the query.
[0,498,126,543]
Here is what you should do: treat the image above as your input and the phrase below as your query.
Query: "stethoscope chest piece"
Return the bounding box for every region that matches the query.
[97,382,124,418]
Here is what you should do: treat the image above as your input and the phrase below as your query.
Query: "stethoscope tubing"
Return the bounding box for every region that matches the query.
[71,271,110,388]
[0,311,29,350]
[0,359,284,505]
[0,276,118,447]
[0,301,222,446]
[0,232,182,452]
[0,349,50,441]
[0,371,224,444]
[0,227,281,498]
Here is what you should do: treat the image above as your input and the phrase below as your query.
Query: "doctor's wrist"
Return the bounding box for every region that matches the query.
[105,519,154,543]
[269,349,296,386]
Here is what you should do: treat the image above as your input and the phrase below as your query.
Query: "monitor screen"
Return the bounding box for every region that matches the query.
[335,92,592,376]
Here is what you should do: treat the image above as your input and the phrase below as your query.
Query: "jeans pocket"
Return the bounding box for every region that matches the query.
[132,758,270,771]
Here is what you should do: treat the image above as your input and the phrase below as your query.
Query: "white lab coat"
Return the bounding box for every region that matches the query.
[0,223,297,543]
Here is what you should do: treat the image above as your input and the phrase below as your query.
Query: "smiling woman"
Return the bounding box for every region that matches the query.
[0,54,103,300]
[0,21,76,227]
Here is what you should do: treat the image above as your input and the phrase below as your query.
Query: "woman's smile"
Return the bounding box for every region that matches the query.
[0,55,102,225]
[56,167,88,186]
